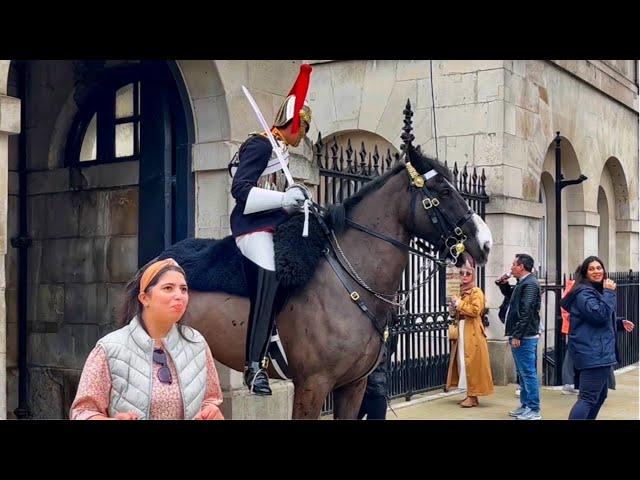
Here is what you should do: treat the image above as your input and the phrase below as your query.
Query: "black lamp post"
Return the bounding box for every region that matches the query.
[554,131,587,384]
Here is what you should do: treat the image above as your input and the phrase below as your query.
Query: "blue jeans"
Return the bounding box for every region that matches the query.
[511,337,540,412]
[568,366,610,420]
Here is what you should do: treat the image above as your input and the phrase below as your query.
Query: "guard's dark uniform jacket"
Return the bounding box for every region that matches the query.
[230,135,289,237]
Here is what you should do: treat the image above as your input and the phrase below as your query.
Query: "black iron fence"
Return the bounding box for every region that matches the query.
[541,270,639,386]
[313,127,490,414]
[611,270,639,369]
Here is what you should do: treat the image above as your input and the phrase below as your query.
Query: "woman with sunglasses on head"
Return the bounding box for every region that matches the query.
[70,258,224,420]
[561,256,635,420]
[445,253,494,407]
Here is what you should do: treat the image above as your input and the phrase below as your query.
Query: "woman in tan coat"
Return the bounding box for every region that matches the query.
[446,254,494,407]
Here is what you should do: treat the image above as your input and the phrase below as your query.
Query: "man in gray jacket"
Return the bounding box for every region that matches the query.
[497,253,542,420]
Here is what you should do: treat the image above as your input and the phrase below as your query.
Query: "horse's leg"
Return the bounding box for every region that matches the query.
[332,378,367,420]
[291,376,333,420]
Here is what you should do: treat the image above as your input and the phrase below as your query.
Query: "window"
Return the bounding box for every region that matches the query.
[67,72,141,165]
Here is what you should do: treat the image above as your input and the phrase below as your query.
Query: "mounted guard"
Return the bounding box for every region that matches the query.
[230,64,313,395]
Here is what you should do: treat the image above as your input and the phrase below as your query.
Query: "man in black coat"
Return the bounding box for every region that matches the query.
[496,253,542,420]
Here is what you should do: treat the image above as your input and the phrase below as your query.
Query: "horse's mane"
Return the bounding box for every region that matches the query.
[327,144,453,233]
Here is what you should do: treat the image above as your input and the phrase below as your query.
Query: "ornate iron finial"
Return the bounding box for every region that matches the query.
[330,136,339,170]
[341,146,347,173]
[372,145,380,177]
[359,142,367,175]
[472,166,478,195]
[401,99,415,154]
[462,164,469,193]
[345,138,354,173]
[480,168,487,196]
[385,149,393,170]
[452,161,459,187]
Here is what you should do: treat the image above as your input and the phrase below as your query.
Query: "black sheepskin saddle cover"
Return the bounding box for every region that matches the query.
[157,213,329,298]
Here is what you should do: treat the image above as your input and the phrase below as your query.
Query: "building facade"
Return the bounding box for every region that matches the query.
[0,60,637,419]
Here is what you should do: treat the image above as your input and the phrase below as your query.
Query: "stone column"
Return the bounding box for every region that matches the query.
[566,211,599,271]
[484,195,544,385]
[616,220,639,271]
[0,92,21,419]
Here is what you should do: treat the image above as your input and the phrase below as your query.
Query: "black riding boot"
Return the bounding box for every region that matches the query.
[242,257,280,396]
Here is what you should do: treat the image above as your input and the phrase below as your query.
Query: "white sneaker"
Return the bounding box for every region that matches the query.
[508,406,529,417]
[516,409,542,420]
[561,384,579,395]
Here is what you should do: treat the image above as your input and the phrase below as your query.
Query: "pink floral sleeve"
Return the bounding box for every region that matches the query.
[195,344,225,420]
[70,345,111,420]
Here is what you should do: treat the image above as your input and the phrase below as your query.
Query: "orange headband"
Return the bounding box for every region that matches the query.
[139,258,180,294]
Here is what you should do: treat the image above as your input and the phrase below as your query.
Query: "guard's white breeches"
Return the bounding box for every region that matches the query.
[235,231,276,271]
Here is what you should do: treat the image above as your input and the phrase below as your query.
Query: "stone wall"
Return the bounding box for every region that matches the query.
[4,61,139,418]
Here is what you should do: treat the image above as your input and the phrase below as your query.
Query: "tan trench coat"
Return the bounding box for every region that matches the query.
[445,287,494,396]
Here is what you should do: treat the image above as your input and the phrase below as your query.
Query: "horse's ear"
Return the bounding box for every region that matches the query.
[406,143,429,174]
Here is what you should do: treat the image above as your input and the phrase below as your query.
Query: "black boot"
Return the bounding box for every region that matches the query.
[242,257,280,396]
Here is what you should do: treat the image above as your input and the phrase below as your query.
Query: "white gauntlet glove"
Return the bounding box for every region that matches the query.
[282,186,307,209]
[243,185,309,215]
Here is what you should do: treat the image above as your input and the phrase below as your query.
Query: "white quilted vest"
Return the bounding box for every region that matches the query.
[97,316,208,420]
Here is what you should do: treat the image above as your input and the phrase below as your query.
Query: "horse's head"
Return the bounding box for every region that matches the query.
[403,144,492,267]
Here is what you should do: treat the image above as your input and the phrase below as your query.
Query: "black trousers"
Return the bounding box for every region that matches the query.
[568,366,610,420]
[357,393,388,420]
[242,257,280,364]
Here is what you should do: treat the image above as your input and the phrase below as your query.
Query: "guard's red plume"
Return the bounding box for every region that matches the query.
[289,64,312,135]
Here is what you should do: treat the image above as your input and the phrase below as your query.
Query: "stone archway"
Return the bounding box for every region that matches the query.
[0,59,20,419]
[541,136,587,277]
[597,186,611,267]
[601,156,636,271]
[539,171,555,276]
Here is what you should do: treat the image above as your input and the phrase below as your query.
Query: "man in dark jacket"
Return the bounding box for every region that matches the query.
[496,253,542,420]
[358,335,398,420]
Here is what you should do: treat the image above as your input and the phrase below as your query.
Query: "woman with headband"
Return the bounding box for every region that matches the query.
[70,258,224,420]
